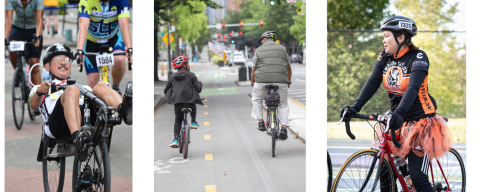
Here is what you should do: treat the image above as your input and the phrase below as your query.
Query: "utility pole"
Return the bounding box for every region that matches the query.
[167,9,173,79]
[175,13,180,57]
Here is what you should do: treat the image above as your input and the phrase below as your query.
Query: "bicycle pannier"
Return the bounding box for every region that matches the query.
[264,93,280,107]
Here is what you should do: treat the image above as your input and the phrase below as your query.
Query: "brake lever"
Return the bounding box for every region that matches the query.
[338,110,347,125]
[384,114,392,133]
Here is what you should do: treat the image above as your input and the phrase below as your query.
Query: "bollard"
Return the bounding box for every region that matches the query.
[65,29,72,42]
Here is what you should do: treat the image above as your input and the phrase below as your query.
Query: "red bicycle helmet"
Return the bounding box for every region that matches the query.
[172,56,189,69]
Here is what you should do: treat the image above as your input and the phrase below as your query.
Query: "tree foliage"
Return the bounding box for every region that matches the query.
[155,0,222,27]
[327,0,466,121]
[327,0,390,30]
[289,1,306,46]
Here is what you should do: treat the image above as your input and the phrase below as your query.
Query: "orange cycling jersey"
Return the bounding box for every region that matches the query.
[352,47,437,120]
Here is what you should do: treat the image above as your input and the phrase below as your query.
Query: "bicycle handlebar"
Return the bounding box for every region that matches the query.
[77,51,132,72]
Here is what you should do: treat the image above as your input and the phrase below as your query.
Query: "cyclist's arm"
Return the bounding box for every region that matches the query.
[287,65,292,82]
[164,78,173,95]
[351,49,387,111]
[118,17,132,49]
[192,75,202,93]
[35,1,44,36]
[250,52,257,85]
[29,85,44,110]
[5,1,13,41]
[76,17,90,50]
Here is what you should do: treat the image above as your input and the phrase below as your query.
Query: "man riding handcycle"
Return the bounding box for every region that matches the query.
[32,43,132,191]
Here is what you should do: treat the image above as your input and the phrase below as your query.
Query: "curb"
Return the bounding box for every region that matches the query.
[154,94,164,110]
[248,93,306,142]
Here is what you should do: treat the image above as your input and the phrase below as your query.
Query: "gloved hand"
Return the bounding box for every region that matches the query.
[75,49,85,64]
[389,112,404,130]
[340,105,358,119]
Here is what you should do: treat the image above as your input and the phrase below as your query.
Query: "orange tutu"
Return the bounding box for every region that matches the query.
[373,115,452,161]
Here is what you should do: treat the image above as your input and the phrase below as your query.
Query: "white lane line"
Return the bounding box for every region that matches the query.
[295,79,306,83]
[288,92,306,95]
[154,87,165,89]
[227,101,278,192]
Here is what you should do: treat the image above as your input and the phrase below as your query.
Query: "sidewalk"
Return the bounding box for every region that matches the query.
[154,62,169,109]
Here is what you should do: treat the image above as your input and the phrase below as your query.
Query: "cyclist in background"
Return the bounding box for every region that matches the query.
[29,43,130,161]
[75,0,133,94]
[44,0,59,37]
[250,31,292,140]
[162,56,203,148]
[340,16,452,192]
[5,0,44,85]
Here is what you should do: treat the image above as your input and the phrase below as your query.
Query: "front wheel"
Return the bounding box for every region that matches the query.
[429,148,466,192]
[12,68,25,130]
[332,149,396,192]
[72,139,111,192]
[42,141,66,192]
[327,151,332,192]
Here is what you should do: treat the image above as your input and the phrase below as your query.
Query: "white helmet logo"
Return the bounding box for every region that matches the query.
[417,53,423,59]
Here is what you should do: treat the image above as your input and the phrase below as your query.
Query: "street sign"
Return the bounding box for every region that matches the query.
[275,40,280,44]
[216,23,221,30]
[179,38,182,45]
[171,26,176,32]
[223,52,227,62]
[234,32,239,37]
[162,34,174,45]
[287,0,296,3]
[157,32,165,37]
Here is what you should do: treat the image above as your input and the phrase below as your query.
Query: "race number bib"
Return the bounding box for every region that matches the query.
[96,54,114,67]
[9,42,25,51]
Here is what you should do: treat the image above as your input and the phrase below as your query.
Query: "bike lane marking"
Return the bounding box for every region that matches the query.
[205,154,213,161]
[204,112,208,115]
[206,185,217,192]
[204,122,210,126]
[204,135,211,140]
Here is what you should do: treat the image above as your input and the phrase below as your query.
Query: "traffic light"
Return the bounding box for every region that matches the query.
[240,21,244,30]
[218,33,221,37]
[223,35,227,39]
[269,0,276,7]
[240,32,243,36]
[222,23,226,31]
[260,20,264,29]
[231,40,235,44]
[216,38,219,41]
[229,32,232,37]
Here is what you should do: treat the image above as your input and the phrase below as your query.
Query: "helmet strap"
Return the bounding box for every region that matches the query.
[393,32,408,57]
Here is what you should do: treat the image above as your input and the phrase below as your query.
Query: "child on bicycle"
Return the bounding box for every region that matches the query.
[162,56,203,148]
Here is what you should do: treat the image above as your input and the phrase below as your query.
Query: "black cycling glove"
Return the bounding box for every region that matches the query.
[340,105,359,119]
[33,35,42,44]
[126,48,133,59]
[389,112,404,130]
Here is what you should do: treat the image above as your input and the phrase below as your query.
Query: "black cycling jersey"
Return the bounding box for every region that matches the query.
[352,47,437,120]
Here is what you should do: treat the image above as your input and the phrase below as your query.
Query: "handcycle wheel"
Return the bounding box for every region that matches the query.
[72,139,111,192]
[28,102,36,121]
[271,128,277,157]
[332,149,395,192]
[327,151,332,192]
[42,139,66,192]
[12,68,25,130]
[429,148,465,192]
[183,125,190,159]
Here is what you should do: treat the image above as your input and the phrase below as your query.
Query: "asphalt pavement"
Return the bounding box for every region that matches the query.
[154,62,306,192]
[4,49,133,191]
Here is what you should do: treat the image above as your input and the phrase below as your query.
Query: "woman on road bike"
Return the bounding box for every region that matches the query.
[341,16,452,192]
[162,56,203,148]
[5,0,44,85]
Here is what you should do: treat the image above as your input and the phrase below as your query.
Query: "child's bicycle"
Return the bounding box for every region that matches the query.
[178,99,204,159]
[333,107,465,192]
[77,45,132,88]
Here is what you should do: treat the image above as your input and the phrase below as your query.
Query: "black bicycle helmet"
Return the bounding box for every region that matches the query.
[43,43,74,65]
[258,31,277,43]
[380,16,417,56]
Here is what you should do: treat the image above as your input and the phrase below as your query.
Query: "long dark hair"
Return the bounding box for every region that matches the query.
[400,31,420,52]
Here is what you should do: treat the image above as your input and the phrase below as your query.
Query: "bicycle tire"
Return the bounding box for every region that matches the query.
[327,151,332,192]
[42,141,66,192]
[429,148,465,192]
[332,149,395,192]
[28,102,36,121]
[179,127,184,153]
[12,68,25,130]
[183,125,190,159]
[72,139,111,192]
[271,128,276,157]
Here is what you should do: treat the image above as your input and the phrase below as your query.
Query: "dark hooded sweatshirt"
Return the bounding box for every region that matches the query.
[162,70,203,105]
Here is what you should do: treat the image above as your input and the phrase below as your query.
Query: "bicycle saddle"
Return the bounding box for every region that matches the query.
[181,108,192,113]
[265,85,279,90]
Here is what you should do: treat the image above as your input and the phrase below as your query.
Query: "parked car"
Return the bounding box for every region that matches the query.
[226,51,246,66]
[290,53,303,63]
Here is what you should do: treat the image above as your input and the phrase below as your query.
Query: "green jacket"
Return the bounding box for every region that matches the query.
[254,39,289,83]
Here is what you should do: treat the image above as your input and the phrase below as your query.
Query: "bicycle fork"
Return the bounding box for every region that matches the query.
[358,150,383,192]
